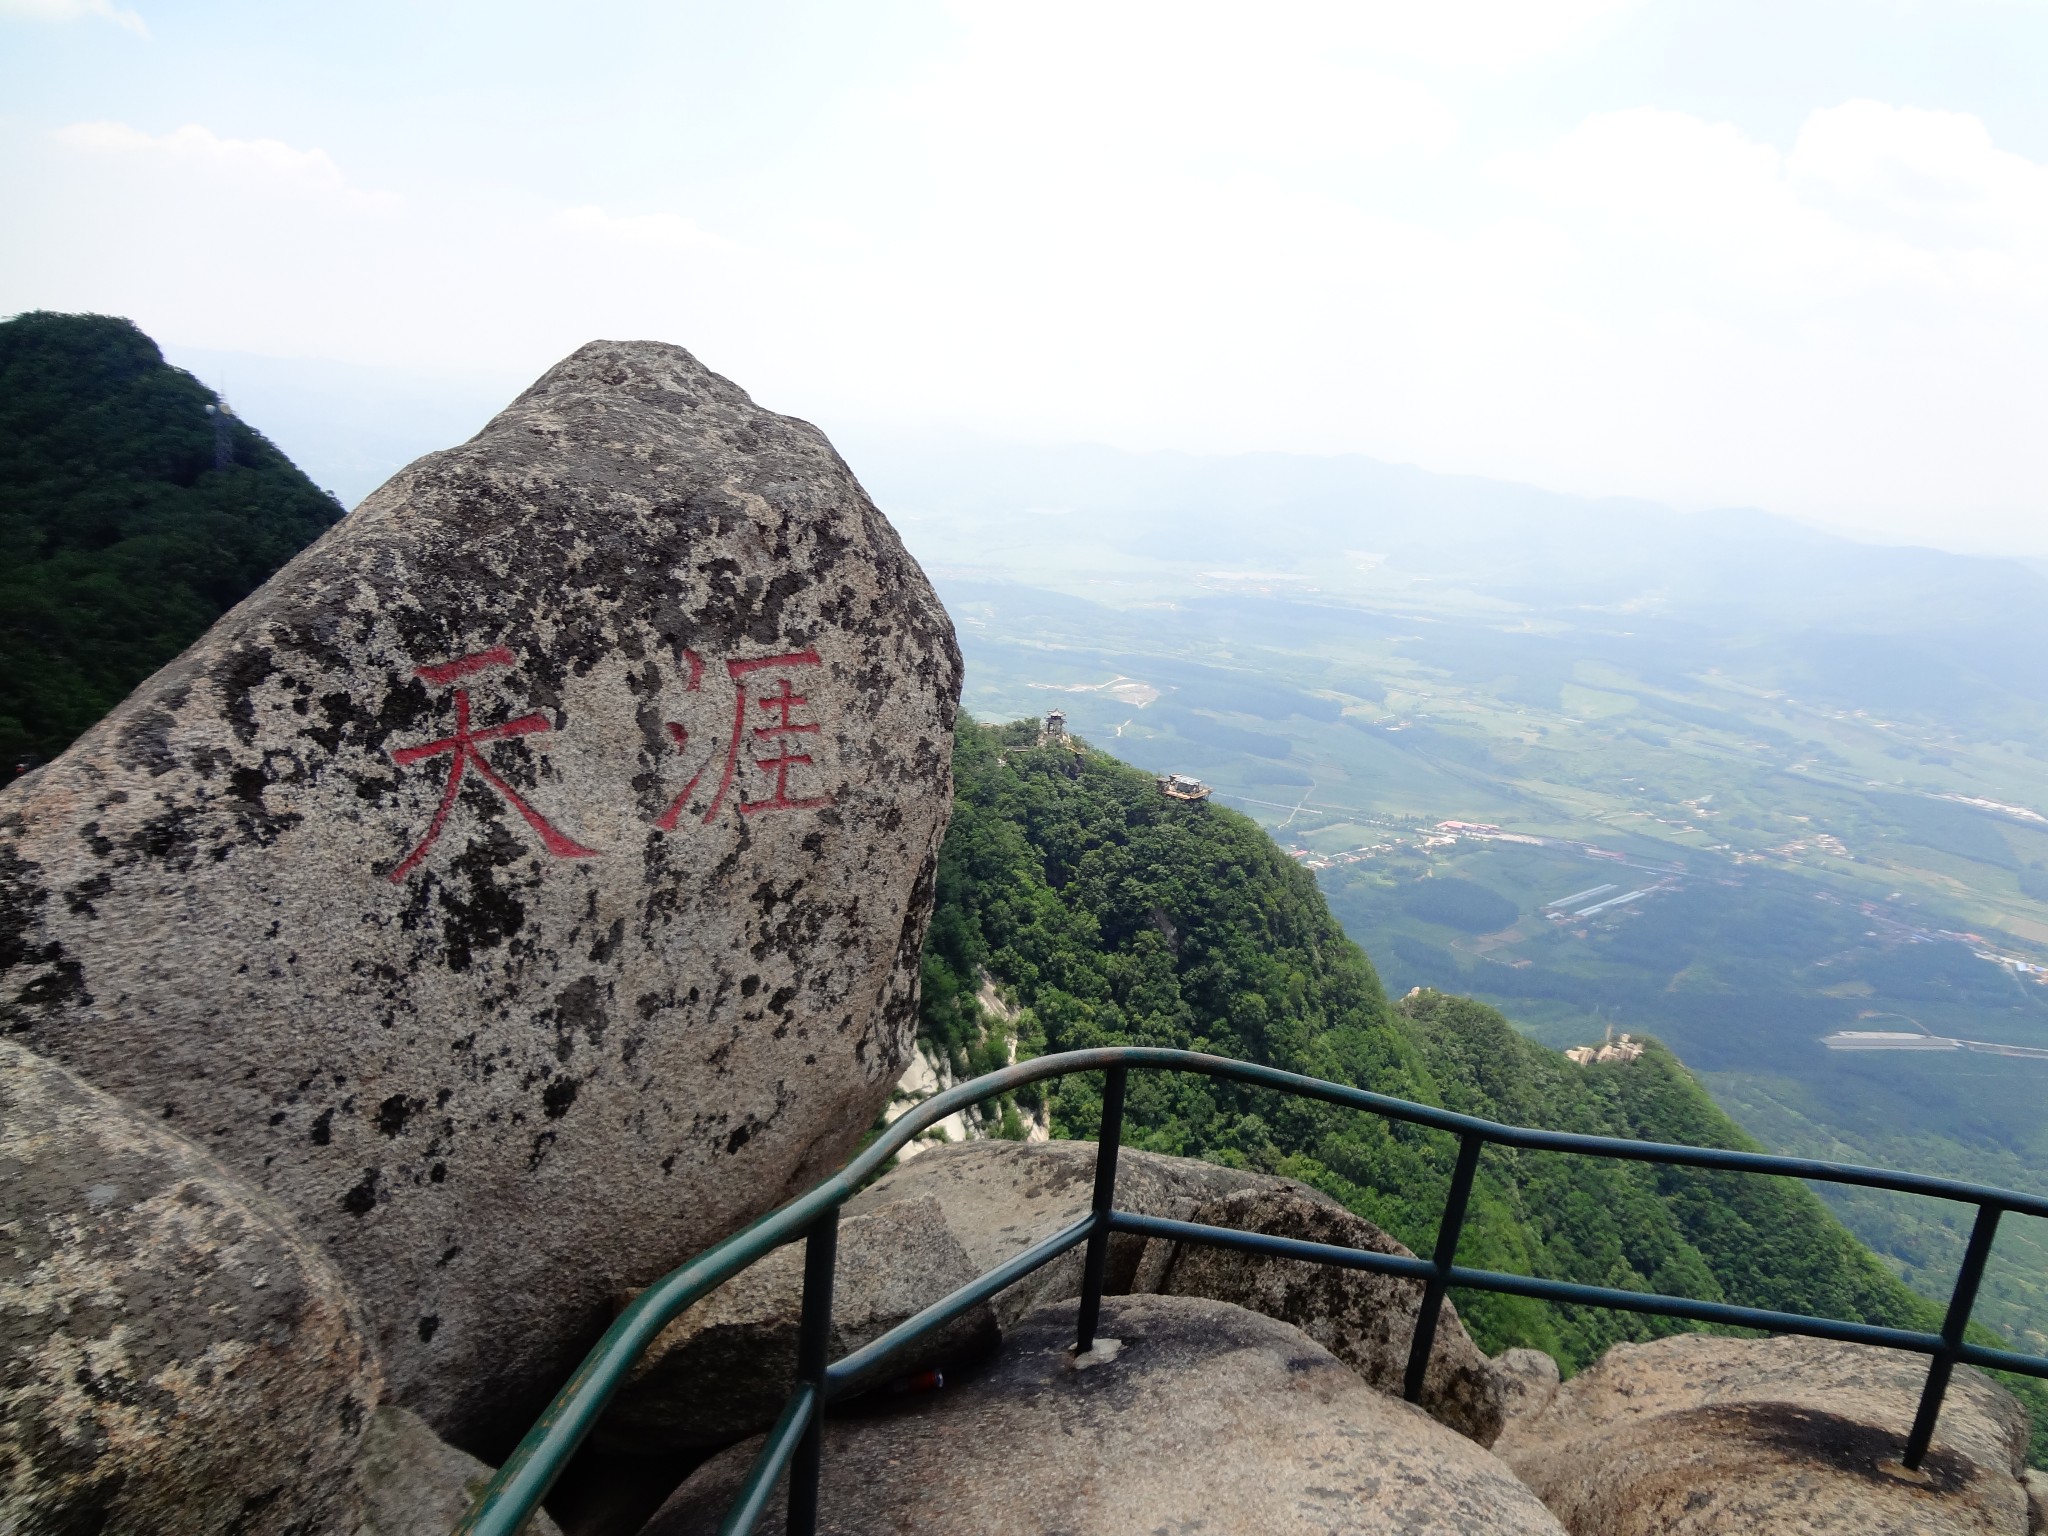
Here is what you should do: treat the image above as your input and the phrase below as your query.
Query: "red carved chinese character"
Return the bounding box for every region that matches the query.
[653,650,708,832]
[694,649,835,823]
[386,649,601,882]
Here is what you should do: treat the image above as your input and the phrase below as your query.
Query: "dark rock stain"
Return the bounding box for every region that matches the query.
[340,1168,380,1216]
[587,917,625,965]
[542,1077,581,1120]
[216,644,278,746]
[433,823,530,972]
[116,708,181,778]
[548,975,607,1061]
[63,871,112,918]
[226,763,303,848]
[376,1094,424,1137]
[1696,1403,1974,1496]
[130,810,198,871]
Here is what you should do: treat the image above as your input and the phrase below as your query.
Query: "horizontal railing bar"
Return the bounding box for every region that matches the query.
[1067,1050,2048,1218]
[715,1383,817,1536]
[1958,1342,2048,1382]
[459,1046,2048,1536]
[826,1214,1098,1393]
[1116,1210,2001,1362]
[1445,1263,1946,1352]
[846,1047,2048,1218]
[1106,1211,1436,1283]
[1112,1213,1974,1361]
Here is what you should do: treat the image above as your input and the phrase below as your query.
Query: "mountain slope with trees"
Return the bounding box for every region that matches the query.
[917,718,2046,1455]
[0,311,342,770]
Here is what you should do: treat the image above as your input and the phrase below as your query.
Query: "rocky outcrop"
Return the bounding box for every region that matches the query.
[846,1139,1501,1442]
[0,339,961,1448]
[843,1139,1312,1327]
[642,1294,1568,1535]
[0,1038,380,1536]
[595,1196,997,1452]
[354,1405,563,1536]
[1493,1345,1562,1430]
[1157,1185,1505,1445]
[1497,1332,2034,1535]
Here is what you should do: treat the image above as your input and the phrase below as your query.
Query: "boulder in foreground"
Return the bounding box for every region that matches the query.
[843,1139,1318,1326]
[1497,1332,2033,1535]
[0,338,961,1449]
[596,1195,997,1453]
[1158,1184,1505,1445]
[0,1038,380,1536]
[643,1293,1567,1535]
[354,1405,563,1536]
[847,1138,1502,1443]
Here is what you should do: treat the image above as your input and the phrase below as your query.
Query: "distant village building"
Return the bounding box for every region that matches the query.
[1565,1026,1644,1066]
[1157,773,1212,803]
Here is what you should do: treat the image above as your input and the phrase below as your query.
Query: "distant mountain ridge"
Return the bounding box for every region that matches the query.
[858,428,2034,577]
[855,433,2048,698]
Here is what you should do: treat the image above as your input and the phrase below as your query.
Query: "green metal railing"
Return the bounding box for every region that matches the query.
[455,1047,2048,1536]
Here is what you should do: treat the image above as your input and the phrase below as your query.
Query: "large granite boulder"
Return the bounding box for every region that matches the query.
[1492,1345,1562,1431]
[1158,1184,1506,1445]
[595,1196,998,1453]
[0,339,961,1449]
[1,1038,380,1536]
[642,1294,1568,1535]
[846,1138,1501,1441]
[354,1405,563,1536]
[842,1139,1305,1327]
[1497,1332,2034,1535]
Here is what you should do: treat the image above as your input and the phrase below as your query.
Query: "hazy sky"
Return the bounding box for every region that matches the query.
[3,1,2046,552]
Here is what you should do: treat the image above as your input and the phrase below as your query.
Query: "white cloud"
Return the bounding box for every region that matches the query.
[7,6,2047,554]
[52,121,399,215]
[0,0,146,37]
[939,0,1641,75]
[552,206,746,256]
[1791,100,2048,255]
[1496,102,2048,305]
[900,5,1462,182]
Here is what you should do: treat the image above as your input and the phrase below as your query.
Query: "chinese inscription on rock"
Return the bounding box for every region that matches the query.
[387,644,836,881]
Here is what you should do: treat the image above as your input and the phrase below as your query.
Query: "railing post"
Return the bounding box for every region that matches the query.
[787,1208,839,1536]
[1405,1132,1483,1403]
[1076,1065,1129,1354]
[1904,1202,2002,1470]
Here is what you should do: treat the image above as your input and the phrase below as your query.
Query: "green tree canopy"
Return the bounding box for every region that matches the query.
[919,719,1970,1381]
[0,311,342,770]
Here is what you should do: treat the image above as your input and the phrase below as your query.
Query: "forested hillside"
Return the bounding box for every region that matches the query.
[919,718,2046,1453]
[0,311,342,770]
